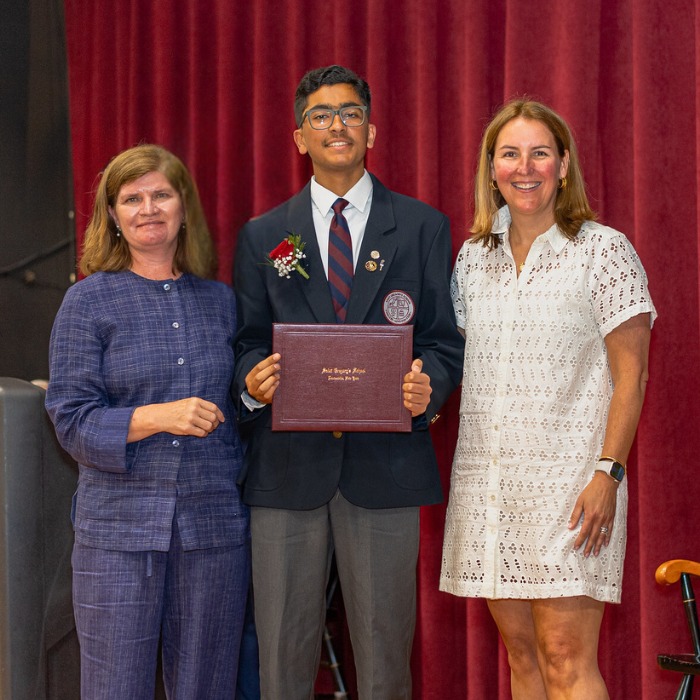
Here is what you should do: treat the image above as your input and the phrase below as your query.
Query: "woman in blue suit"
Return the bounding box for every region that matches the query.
[46,144,249,699]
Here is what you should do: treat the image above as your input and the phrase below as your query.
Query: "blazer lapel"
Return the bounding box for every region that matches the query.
[346,177,398,324]
[286,185,336,323]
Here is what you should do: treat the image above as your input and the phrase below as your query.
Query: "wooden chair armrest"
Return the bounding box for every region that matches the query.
[655,559,700,585]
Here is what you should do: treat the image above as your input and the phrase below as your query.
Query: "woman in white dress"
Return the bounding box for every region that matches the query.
[440,100,656,699]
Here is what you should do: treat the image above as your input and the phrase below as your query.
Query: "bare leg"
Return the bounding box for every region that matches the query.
[531,596,608,700]
[487,599,547,700]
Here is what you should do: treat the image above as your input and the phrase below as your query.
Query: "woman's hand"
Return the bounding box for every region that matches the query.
[128,398,225,442]
[568,472,619,557]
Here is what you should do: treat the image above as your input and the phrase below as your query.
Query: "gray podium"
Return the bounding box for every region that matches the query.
[0,378,79,699]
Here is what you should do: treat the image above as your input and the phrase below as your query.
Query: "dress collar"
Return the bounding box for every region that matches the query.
[494,205,570,255]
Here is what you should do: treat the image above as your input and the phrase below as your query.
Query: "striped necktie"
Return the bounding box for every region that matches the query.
[328,197,353,322]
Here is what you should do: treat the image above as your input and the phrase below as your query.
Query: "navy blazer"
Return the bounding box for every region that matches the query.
[233,175,464,510]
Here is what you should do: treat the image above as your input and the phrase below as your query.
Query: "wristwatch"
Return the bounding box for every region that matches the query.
[595,457,626,483]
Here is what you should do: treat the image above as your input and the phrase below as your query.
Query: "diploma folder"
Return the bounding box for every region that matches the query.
[271,323,413,432]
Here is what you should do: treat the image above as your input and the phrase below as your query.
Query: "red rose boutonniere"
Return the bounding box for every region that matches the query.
[265,233,309,279]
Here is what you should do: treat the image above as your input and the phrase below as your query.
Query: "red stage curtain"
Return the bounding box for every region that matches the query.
[64,1,700,697]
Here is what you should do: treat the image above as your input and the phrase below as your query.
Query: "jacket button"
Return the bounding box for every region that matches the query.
[332,431,343,439]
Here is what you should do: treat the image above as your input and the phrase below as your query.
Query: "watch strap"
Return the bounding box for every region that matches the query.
[596,457,626,483]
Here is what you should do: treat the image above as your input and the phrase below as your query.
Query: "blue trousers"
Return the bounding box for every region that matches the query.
[235,581,261,700]
[72,522,250,700]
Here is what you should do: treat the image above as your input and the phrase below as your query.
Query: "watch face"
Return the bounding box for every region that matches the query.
[610,462,625,482]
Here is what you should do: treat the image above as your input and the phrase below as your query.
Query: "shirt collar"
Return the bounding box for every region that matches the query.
[310,170,373,216]
[494,205,569,255]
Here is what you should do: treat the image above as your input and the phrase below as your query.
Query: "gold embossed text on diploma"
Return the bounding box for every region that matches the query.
[271,323,413,432]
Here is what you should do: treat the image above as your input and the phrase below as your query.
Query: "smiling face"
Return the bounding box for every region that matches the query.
[490,117,569,230]
[109,170,184,260]
[293,83,376,191]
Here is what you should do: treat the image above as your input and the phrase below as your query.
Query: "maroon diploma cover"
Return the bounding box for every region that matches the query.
[271,323,414,432]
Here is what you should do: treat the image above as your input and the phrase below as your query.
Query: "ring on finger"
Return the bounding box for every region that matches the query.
[600,526,609,535]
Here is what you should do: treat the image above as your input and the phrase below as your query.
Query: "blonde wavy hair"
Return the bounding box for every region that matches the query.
[471,99,596,248]
[79,144,216,278]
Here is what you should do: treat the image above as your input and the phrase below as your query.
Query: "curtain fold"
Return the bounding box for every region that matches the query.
[64,0,699,696]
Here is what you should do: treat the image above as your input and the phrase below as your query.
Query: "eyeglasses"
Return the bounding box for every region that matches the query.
[302,105,368,130]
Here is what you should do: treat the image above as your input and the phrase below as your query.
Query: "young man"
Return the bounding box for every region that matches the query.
[233,65,464,699]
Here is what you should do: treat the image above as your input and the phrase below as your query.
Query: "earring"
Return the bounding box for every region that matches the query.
[489,180,498,191]
[559,177,567,190]
[115,225,121,238]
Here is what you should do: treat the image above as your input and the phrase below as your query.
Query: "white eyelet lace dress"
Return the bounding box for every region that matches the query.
[440,207,656,603]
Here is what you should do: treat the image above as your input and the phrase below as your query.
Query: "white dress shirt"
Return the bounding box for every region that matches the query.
[310,170,374,278]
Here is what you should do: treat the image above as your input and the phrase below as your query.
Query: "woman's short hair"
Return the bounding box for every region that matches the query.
[79,144,216,278]
[471,99,596,247]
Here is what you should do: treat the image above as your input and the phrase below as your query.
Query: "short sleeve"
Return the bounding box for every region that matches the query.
[587,228,657,337]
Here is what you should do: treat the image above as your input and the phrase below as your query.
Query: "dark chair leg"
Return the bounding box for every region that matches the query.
[680,574,700,656]
[676,674,693,700]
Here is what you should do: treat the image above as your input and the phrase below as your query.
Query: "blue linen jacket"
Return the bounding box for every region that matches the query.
[46,271,248,552]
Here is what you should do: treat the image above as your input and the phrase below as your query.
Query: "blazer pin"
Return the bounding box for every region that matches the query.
[365,260,378,272]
